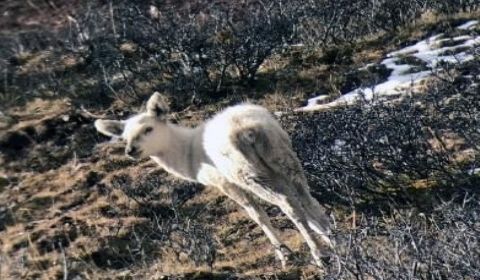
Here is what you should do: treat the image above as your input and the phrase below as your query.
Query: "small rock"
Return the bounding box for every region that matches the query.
[0,176,9,191]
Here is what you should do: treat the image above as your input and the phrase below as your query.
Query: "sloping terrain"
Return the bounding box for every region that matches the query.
[1,2,480,279]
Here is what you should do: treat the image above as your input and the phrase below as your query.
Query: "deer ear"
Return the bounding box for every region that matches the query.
[146,92,169,118]
[94,119,125,137]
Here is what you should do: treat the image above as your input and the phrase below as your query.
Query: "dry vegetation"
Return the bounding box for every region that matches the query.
[1,1,480,279]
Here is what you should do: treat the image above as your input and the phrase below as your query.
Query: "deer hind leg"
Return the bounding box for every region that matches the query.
[238,130,333,249]
[226,173,330,268]
[296,187,334,248]
[217,183,292,268]
[274,193,329,268]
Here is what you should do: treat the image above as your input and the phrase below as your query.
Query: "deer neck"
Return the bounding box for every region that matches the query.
[149,122,207,182]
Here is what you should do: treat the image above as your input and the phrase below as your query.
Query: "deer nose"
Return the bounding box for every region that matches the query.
[125,146,137,157]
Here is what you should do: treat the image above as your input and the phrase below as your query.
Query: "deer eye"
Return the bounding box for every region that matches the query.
[144,127,153,135]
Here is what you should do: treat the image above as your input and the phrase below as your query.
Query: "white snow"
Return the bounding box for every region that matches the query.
[469,168,480,175]
[457,20,479,30]
[299,20,480,111]
[306,95,330,107]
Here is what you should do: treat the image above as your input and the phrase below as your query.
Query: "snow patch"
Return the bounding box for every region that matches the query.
[299,20,480,111]
[457,20,479,30]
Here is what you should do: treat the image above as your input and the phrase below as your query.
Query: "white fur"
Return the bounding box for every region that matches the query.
[95,92,333,268]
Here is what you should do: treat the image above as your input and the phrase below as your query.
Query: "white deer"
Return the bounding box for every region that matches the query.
[94,92,333,268]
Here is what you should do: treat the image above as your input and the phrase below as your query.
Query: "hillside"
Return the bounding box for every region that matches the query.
[1,1,479,279]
